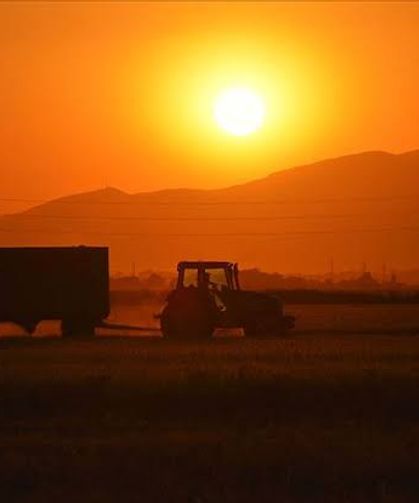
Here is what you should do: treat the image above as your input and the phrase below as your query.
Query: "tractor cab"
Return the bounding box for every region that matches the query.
[176,261,240,292]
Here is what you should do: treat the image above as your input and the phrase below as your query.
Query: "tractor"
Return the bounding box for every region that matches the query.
[159,261,295,338]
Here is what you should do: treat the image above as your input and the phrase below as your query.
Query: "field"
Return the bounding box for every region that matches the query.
[2,305,419,502]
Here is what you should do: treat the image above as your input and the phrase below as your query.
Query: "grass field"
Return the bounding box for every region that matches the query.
[2,325,419,502]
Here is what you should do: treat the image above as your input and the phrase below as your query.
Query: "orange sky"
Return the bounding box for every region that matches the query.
[1,1,418,214]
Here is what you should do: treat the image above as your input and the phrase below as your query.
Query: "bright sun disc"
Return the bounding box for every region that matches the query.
[214,87,265,136]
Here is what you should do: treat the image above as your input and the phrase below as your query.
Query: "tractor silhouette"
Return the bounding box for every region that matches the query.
[159,261,295,338]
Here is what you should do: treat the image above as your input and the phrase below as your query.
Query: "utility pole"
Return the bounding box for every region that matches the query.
[329,258,335,283]
[382,263,387,284]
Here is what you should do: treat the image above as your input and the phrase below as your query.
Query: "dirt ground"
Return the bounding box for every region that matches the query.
[2,302,419,337]
[1,331,419,502]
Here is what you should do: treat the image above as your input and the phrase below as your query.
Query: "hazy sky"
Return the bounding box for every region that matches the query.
[1,2,418,213]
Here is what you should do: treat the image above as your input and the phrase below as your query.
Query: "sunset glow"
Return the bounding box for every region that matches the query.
[0,2,418,211]
[214,88,265,136]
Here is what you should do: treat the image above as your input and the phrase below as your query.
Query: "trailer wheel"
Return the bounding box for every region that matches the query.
[18,320,39,335]
[61,319,96,338]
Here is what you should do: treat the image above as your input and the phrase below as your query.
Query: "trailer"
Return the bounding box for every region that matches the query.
[0,246,110,336]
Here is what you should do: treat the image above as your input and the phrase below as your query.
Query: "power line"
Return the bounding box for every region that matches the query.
[0,225,418,237]
[1,194,419,206]
[2,210,417,223]
[4,213,358,222]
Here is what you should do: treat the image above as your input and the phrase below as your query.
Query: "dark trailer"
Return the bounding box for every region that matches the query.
[0,246,109,336]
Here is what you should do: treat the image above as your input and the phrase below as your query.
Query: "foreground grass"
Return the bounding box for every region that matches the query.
[1,335,419,502]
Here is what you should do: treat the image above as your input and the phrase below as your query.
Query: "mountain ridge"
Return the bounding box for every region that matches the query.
[12,149,419,216]
[2,149,419,273]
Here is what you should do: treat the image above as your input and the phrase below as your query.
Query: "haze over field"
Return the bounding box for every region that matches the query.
[1,150,419,273]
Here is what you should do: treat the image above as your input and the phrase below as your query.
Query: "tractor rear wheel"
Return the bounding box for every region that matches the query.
[161,309,213,339]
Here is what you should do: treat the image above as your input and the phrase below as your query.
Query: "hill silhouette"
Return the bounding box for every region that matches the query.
[1,150,419,273]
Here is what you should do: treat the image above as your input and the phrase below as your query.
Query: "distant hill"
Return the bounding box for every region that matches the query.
[1,149,419,273]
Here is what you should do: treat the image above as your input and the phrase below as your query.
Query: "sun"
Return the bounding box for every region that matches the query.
[214,87,265,136]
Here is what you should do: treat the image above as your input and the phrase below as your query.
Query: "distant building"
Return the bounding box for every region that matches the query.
[110,275,141,291]
[337,271,380,290]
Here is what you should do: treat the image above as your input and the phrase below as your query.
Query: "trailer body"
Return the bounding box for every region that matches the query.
[0,246,109,335]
